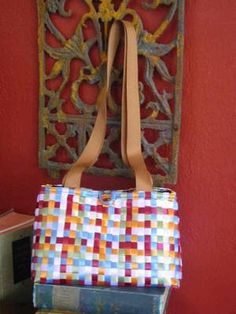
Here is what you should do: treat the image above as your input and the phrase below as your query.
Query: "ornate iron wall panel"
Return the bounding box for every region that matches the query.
[37,0,185,185]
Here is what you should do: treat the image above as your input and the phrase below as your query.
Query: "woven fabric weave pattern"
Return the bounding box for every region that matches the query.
[31,185,182,287]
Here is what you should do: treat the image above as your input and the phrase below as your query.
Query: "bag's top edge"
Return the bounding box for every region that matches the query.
[39,185,176,199]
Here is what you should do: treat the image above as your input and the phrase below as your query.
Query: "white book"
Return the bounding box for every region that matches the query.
[0,209,34,303]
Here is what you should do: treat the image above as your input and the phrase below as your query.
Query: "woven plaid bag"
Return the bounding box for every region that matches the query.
[31,21,182,288]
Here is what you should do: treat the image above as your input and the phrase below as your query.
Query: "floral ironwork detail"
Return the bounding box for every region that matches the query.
[37,0,185,184]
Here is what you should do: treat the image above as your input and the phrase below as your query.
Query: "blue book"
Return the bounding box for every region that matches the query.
[34,283,170,314]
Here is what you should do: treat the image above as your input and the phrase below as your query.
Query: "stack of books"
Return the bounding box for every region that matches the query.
[34,283,170,314]
[0,210,171,313]
[0,209,34,304]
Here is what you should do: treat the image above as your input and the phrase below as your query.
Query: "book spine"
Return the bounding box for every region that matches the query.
[0,227,33,302]
[34,284,164,314]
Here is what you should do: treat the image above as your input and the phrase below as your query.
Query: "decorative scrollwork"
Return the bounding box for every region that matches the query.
[37,0,185,185]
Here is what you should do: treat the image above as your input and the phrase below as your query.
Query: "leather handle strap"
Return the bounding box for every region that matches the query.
[63,21,152,191]
[106,22,129,167]
[121,22,129,167]
[122,21,152,190]
[62,23,119,188]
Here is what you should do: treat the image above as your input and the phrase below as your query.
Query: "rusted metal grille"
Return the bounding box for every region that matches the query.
[37,0,185,185]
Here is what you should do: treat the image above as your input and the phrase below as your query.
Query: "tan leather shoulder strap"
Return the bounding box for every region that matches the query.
[122,21,153,190]
[106,22,129,166]
[63,21,152,191]
[62,23,119,188]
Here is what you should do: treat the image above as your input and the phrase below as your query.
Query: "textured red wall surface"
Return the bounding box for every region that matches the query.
[0,1,236,313]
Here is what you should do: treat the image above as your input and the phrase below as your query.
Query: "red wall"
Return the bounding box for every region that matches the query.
[0,1,236,313]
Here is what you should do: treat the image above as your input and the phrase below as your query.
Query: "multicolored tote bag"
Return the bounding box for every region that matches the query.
[31,21,182,288]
